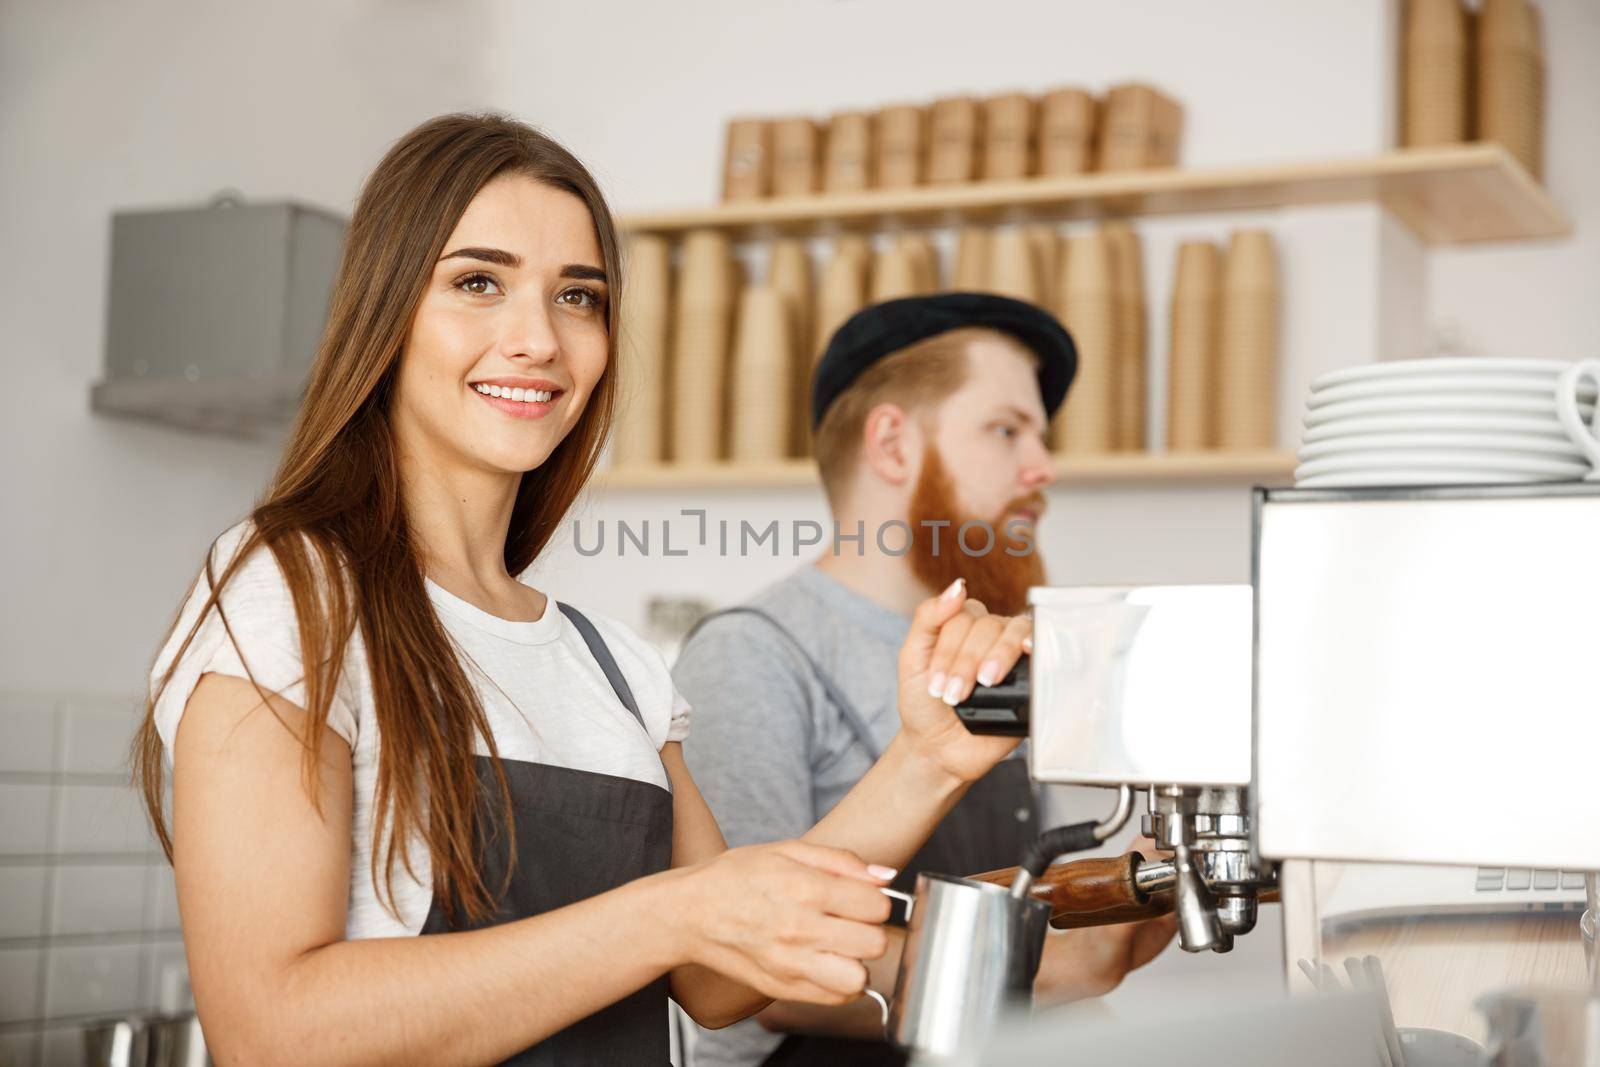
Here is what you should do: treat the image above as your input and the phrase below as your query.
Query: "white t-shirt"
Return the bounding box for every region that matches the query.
[151,521,691,940]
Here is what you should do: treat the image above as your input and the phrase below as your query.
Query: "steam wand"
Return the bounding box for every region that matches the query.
[1010,785,1135,901]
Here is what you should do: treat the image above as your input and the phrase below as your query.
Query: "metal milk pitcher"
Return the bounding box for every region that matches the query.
[867,872,1051,1058]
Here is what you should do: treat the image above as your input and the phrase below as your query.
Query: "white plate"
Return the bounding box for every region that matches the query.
[1294,469,1578,489]
[1309,374,1597,407]
[1303,393,1594,427]
[1296,451,1590,479]
[1310,358,1580,391]
[1297,432,1585,462]
[1301,412,1575,442]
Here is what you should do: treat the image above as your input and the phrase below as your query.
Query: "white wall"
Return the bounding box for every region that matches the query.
[0,0,496,697]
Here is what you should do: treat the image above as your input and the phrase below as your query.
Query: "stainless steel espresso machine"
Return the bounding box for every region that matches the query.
[958,583,1275,955]
[940,482,1600,1065]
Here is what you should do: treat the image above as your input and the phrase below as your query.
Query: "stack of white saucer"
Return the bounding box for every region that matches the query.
[1295,358,1597,488]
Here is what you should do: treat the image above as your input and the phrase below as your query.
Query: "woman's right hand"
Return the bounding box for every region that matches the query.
[673,840,896,1005]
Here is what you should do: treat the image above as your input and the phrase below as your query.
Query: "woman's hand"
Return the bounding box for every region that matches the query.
[1034,913,1179,1004]
[897,578,1031,783]
[672,840,896,1007]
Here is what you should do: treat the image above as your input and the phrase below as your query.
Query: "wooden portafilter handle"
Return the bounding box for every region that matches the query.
[968,852,1163,929]
[969,854,1279,929]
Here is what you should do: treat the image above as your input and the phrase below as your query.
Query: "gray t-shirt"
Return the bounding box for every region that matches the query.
[675,564,909,1067]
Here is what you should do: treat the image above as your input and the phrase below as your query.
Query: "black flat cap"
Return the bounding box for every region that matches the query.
[810,292,1077,429]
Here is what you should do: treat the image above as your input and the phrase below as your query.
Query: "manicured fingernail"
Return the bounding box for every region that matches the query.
[940,578,965,602]
[868,864,898,881]
[1022,634,1034,653]
[942,675,965,705]
[927,672,946,698]
[976,660,1001,687]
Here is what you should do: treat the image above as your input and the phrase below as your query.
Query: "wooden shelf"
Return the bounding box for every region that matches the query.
[596,450,1299,490]
[621,145,1569,245]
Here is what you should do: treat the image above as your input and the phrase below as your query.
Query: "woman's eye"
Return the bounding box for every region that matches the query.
[456,273,502,296]
[993,424,1019,440]
[557,286,603,310]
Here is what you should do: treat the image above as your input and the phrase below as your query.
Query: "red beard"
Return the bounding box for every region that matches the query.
[906,447,1046,616]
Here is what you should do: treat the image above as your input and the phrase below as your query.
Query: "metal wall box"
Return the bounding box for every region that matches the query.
[92,200,345,435]
[1253,484,1600,871]
[1028,585,1254,788]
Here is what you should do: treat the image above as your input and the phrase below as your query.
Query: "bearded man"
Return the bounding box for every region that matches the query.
[674,293,1175,1067]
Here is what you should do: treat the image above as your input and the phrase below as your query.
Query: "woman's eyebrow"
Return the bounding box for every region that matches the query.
[438,246,521,267]
[561,264,607,283]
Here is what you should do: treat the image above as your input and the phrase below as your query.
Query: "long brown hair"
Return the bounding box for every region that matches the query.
[132,112,624,925]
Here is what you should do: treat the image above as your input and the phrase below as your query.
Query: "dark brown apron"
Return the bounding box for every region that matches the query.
[684,607,1040,1067]
[420,602,674,1066]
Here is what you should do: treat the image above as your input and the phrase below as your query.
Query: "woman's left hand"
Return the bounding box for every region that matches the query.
[897,578,1031,783]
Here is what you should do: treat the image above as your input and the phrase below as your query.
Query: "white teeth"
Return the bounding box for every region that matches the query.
[473,384,554,404]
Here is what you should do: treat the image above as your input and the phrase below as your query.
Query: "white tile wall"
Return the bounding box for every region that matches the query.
[141,866,179,935]
[51,866,146,938]
[39,1025,86,1067]
[140,941,190,1015]
[60,704,139,778]
[0,700,54,774]
[0,787,53,856]
[0,871,47,941]
[43,944,142,1020]
[55,785,157,855]
[0,1030,40,1067]
[0,950,43,1025]
[1,693,181,1064]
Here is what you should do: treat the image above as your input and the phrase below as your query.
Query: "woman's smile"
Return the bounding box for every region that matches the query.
[470,375,566,420]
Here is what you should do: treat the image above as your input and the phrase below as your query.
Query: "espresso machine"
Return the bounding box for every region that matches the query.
[948,482,1600,1064]
[960,583,1276,955]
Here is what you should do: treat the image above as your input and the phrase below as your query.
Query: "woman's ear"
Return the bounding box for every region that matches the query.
[860,402,918,486]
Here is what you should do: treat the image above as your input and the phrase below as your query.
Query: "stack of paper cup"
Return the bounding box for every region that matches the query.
[927,97,981,184]
[728,285,792,463]
[1478,0,1544,179]
[987,227,1040,304]
[824,112,874,193]
[1167,241,1221,451]
[670,230,737,463]
[1215,230,1278,450]
[1028,226,1060,308]
[953,228,991,291]
[875,106,925,189]
[1404,0,1469,146]
[1103,223,1147,452]
[981,93,1035,181]
[871,241,921,303]
[722,119,771,201]
[898,234,940,294]
[814,237,870,363]
[771,118,822,197]
[1038,89,1097,175]
[768,240,814,457]
[610,234,672,467]
[1054,231,1117,454]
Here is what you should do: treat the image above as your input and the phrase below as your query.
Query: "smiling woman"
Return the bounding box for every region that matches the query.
[127,112,1035,1067]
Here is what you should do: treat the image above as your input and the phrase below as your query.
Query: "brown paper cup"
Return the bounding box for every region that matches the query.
[611,234,673,467]
[1167,240,1221,451]
[728,285,793,463]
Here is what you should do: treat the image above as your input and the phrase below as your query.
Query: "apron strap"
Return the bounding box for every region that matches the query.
[682,605,884,762]
[556,602,645,728]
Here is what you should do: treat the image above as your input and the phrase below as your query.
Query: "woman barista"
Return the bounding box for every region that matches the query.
[132,112,1032,1066]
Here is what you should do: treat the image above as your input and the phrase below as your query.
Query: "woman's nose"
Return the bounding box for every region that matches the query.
[500,300,561,364]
